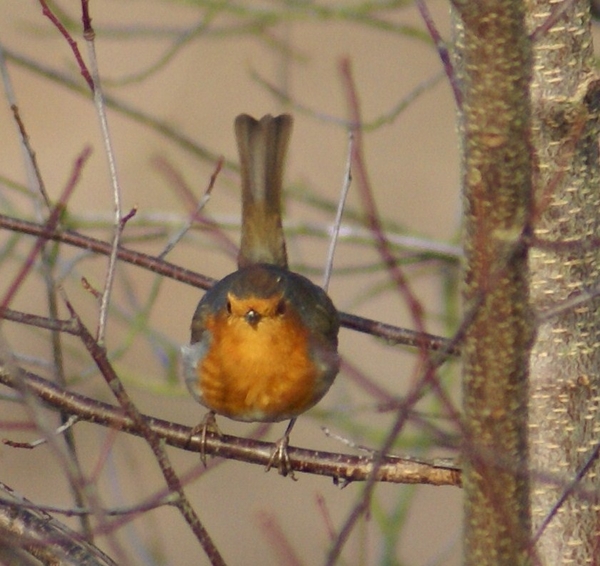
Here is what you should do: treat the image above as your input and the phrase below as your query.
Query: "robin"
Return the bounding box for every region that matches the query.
[181,114,340,476]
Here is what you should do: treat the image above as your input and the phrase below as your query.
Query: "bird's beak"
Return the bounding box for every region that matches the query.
[245,309,261,327]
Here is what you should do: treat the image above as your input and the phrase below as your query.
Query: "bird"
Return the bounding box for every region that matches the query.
[181,114,340,477]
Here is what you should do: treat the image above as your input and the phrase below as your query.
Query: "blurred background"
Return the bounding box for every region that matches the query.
[0,1,464,564]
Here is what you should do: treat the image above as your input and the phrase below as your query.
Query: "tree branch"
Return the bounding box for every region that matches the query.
[0,364,461,487]
[0,213,458,355]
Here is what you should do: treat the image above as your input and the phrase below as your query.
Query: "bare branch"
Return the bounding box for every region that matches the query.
[0,213,458,355]
[0,363,461,488]
[0,480,117,566]
[62,299,226,566]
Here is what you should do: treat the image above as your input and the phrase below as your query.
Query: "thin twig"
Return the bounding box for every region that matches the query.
[0,489,174,519]
[340,58,429,347]
[0,149,91,312]
[159,158,223,259]
[251,68,446,131]
[152,155,238,258]
[322,130,352,291]
[37,0,93,90]
[9,105,51,207]
[79,14,123,345]
[105,18,210,87]
[257,512,303,566]
[531,439,600,544]
[3,415,78,449]
[415,0,461,108]
[0,337,97,547]
[3,47,233,170]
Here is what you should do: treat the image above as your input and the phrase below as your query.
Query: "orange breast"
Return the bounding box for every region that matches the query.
[196,310,320,422]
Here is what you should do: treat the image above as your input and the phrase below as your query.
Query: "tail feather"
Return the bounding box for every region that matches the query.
[235,114,292,269]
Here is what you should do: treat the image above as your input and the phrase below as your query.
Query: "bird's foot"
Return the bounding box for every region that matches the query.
[188,411,221,466]
[266,419,297,479]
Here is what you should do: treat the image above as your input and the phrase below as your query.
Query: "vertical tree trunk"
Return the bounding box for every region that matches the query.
[526,1,600,563]
[452,2,534,564]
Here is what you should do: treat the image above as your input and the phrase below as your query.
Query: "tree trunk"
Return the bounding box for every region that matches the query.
[452,2,534,564]
[526,1,600,563]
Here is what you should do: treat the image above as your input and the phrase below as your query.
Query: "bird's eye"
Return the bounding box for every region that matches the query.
[226,300,232,314]
[276,299,286,316]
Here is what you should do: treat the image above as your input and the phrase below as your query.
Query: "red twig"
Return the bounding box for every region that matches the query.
[80,0,93,37]
[0,146,92,312]
[155,156,238,261]
[341,358,395,403]
[415,0,462,108]
[325,58,464,566]
[152,155,237,258]
[257,512,303,566]
[315,493,336,541]
[37,0,94,91]
[339,58,428,355]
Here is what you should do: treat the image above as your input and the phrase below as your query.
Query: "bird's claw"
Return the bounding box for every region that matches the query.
[189,411,221,466]
[266,434,296,479]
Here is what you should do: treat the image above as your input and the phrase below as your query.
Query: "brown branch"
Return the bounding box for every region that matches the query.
[0,480,117,566]
[0,213,214,289]
[0,365,461,488]
[341,311,458,354]
[0,213,458,355]
[63,303,226,566]
[0,309,78,335]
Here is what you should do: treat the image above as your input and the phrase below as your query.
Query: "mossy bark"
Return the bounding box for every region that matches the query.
[452,2,534,564]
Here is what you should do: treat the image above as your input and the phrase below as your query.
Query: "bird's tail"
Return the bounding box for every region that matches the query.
[235,113,292,269]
